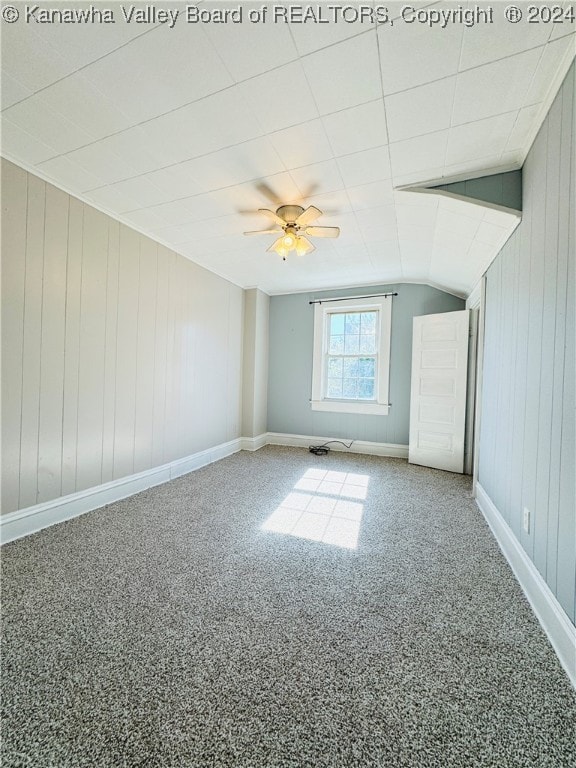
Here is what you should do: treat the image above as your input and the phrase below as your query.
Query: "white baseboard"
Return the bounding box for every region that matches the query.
[240,434,268,451]
[1,433,403,545]
[266,432,409,459]
[476,482,576,689]
[0,438,242,545]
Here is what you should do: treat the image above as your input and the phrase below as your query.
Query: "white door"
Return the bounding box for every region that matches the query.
[409,310,470,473]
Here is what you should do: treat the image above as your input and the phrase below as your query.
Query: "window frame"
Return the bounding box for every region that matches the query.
[311,296,392,416]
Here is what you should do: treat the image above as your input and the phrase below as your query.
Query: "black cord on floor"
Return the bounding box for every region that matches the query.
[309,439,354,455]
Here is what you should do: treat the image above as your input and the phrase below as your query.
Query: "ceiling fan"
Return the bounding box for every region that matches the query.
[243,205,340,259]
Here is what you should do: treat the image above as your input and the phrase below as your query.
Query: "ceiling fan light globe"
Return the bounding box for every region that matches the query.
[295,238,308,256]
[282,232,296,249]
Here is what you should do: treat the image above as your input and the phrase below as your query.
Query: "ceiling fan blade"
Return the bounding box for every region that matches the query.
[295,206,323,227]
[296,236,315,255]
[266,236,285,253]
[305,226,340,238]
[255,182,282,206]
[259,208,286,227]
[243,228,282,236]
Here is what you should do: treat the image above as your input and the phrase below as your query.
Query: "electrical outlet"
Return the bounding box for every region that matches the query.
[523,507,530,534]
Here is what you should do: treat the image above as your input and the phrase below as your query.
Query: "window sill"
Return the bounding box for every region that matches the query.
[310,400,390,416]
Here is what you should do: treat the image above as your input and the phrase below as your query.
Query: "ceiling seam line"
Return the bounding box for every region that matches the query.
[79,101,530,200]
[3,23,163,112]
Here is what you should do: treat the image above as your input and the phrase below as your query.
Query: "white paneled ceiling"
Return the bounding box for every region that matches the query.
[2,1,575,296]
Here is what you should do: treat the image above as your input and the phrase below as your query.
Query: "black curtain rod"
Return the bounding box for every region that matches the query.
[309,292,398,305]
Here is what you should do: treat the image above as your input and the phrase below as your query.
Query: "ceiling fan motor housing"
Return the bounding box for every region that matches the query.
[276,205,305,224]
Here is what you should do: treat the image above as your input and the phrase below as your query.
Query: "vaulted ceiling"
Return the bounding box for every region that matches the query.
[2,1,575,296]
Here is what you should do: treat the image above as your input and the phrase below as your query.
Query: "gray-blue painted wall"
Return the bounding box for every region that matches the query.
[431,170,522,211]
[267,283,464,444]
[478,63,575,623]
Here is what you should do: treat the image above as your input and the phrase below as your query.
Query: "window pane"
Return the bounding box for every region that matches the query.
[344,313,361,335]
[327,357,343,377]
[313,301,389,411]
[343,378,358,398]
[344,335,360,355]
[360,312,376,334]
[343,358,359,377]
[327,378,343,398]
[330,314,345,335]
[329,334,344,354]
[358,357,375,377]
[359,334,376,354]
[358,378,375,399]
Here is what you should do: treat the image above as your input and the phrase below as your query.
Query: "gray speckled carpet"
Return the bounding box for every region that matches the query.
[2,446,575,767]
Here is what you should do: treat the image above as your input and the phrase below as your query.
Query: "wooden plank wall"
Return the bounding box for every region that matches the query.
[1,159,244,515]
[478,63,575,623]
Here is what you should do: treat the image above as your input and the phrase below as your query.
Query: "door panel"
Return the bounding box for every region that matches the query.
[409,310,470,473]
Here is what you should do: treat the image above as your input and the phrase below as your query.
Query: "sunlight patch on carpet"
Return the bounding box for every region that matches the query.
[262,468,369,549]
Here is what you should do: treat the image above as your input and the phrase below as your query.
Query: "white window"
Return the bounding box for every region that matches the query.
[311,296,392,415]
